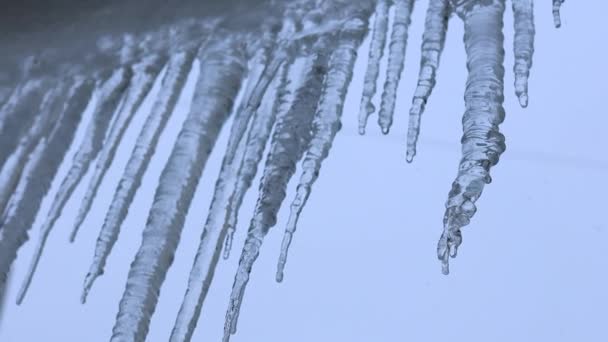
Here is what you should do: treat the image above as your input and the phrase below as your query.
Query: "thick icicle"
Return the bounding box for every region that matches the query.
[552,0,565,28]
[223,49,329,341]
[0,84,66,216]
[70,54,166,242]
[406,0,450,162]
[110,38,246,342]
[81,50,196,302]
[276,32,364,283]
[357,0,390,134]
[0,78,93,301]
[169,60,286,342]
[15,68,130,303]
[437,0,506,275]
[377,0,415,134]
[223,63,294,261]
[512,0,534,108]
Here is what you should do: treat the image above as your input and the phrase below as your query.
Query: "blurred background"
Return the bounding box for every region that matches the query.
[1,1,607,341]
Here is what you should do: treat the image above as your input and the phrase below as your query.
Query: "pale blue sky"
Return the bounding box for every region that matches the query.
[1,1,607,341]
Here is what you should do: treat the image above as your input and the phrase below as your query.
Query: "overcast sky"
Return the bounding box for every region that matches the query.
[1,1,607,341]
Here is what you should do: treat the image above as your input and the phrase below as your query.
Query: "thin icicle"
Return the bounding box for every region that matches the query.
[0,84,66,216]
[512,0,534,108]
[552,0,565,28]
[0,86,11,109]
[169,60,286,342]
[16,68,130,303]
[277,35,363,283]
[0,79,46,170]
[70,54,166,242]
[222,43,274,165]
[0,78,93,301]
[223,63,293,261]
[406,0,450,162]
[358,0,390,135]
[224,50,329,341]
[437,0,506,275]
[110,39,246,342]
[217,3,348,166]
[81,50,196,302]
[378,0,415,134]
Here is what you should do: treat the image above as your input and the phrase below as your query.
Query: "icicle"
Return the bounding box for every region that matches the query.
[169,60,287,342]
[223,49,329,341]
[223,63,293,261]
[276,34,363,283]
[0,79,46,170]
[437,0,506,275]
[406,0,450,162]
[0,86,11,110]
[166,42,275,341]
[110,38,246,342]
[222,43,274,166]
[552,0,565,28]
[0,78,93,301]
[15,68,130,303]
[81,50,196,302]
[512,0,534,108]
[378,0,415,134]
[70,54,166,242]
[0,84,66,216]
[358,0,390,135]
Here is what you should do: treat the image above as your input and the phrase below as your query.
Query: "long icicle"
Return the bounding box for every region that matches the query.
[406,0,450,162]
[552,0,565,28]
[223,48,329,342]
[437,0,506,275]
[0,83,66,216]
[169,58,287,342]
[0,77,94,301]
[110,38,246,342]
[377,0,415,134]
[223,62,293,260]
[70,54,166,242]
[276,24,368,282]
[512,0,534,108]
[0,79,46,170]
[357,0,390,134]
[81,50,196,303]
[221,46,280,166]
[15,68,130,303]
[219,3,323,255]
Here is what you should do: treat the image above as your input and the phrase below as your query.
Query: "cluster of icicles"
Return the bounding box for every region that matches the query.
[0,0,565,341]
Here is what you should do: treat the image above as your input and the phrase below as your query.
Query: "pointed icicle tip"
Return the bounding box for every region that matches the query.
[405,153,415,163]
[81,51,194,301]
[69,54,166,242]
[378,0,415,134]
[437,0,506,274]
[518,93,528,108]
[222,62,292,264]
[406,0,450,162]
[15,68,130,304]
[223,49,327,338]
[552,0,565,28]
[358,0,390,134]
[512,0,534,109]
[276,35,362,284]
